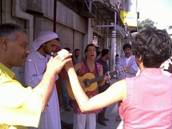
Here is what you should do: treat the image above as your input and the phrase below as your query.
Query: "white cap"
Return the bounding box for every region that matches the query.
[32,31,59,51]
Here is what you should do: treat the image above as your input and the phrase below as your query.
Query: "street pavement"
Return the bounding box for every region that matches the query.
[60,104,121,129]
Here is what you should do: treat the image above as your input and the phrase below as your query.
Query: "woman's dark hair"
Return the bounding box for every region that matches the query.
[84,44,96,59]
[132,27,172,68]
[84,44,96,54]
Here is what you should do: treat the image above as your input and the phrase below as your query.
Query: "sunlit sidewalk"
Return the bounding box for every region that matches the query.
[60,104,121,129]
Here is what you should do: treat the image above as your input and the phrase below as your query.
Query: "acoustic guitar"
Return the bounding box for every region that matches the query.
[66,70,118,100]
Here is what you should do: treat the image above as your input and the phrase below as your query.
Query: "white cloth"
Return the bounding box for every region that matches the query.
[116,55,138,80]
[116,121,123,129]
[73,113,96,129]
[32,31,59,51]
[160,57,172,76]
[24,51,61,129]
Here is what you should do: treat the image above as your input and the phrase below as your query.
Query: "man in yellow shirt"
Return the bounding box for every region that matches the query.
[0,23,71,129]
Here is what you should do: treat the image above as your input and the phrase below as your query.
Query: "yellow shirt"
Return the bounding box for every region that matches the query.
[0,63,43,129]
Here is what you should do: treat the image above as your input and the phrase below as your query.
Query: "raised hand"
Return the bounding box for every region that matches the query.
[46,49,72,75]
[104,72,111,82]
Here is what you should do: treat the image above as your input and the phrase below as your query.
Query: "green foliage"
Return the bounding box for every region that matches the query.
[138,19,156,29]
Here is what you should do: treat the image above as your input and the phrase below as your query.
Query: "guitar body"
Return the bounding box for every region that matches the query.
[66,72,98,100]
[79,73,98,92]
[66,70,118,100]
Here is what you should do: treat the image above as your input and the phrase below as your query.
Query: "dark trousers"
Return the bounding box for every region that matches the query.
[97,83,110,120]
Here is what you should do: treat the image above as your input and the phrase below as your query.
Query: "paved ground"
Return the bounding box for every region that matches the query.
[60,104,121,129]
[60,78,121,129]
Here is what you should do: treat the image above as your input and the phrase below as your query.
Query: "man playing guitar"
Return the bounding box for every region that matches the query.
[72,44,106,129]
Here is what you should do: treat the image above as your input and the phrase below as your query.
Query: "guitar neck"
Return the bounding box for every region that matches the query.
[84,70,121,87]
[88,70,117,84]
[88,76,104,84]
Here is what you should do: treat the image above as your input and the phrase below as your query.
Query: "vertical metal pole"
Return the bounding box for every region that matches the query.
[110,11,117,71]
[73,30,75,51]
[136,0,139,31]
[53,0,57,32]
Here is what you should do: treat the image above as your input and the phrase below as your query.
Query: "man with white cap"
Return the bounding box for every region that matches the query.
[24,31,61,129]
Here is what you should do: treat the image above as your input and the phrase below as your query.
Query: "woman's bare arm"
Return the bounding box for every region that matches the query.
[65,62,127,112]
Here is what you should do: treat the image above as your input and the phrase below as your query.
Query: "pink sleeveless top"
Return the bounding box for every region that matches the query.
[119,68,172,129]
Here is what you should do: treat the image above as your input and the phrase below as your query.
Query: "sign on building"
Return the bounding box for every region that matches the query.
[120,0,138,27]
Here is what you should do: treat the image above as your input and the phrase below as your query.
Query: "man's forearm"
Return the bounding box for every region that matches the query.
[33,71,56,111]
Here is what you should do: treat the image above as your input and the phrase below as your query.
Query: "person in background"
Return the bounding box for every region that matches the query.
[65,28,172,129]
[73,48,80,64]
[71,44,105,129]
[97,49,110,126]
[115,43,139,123]
[116,43,138,80]
[0,23,71,129]
[59,47,72,111]
[95,46,101,60]
[24,31,62,129]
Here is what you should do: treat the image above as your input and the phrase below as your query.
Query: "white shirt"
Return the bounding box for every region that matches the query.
[116,55,138,80]
[24,51,61,129]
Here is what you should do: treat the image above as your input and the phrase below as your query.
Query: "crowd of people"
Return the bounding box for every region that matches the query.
[0,23,172,129]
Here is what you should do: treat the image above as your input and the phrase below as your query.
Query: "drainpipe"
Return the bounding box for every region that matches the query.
[12,0,33,46]
[0,0,2,23]
[53,0,57,32]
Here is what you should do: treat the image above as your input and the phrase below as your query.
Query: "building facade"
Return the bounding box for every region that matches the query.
[0,0,130,81]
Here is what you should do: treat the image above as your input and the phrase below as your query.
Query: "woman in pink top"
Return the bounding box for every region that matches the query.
[65,28,172,129]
